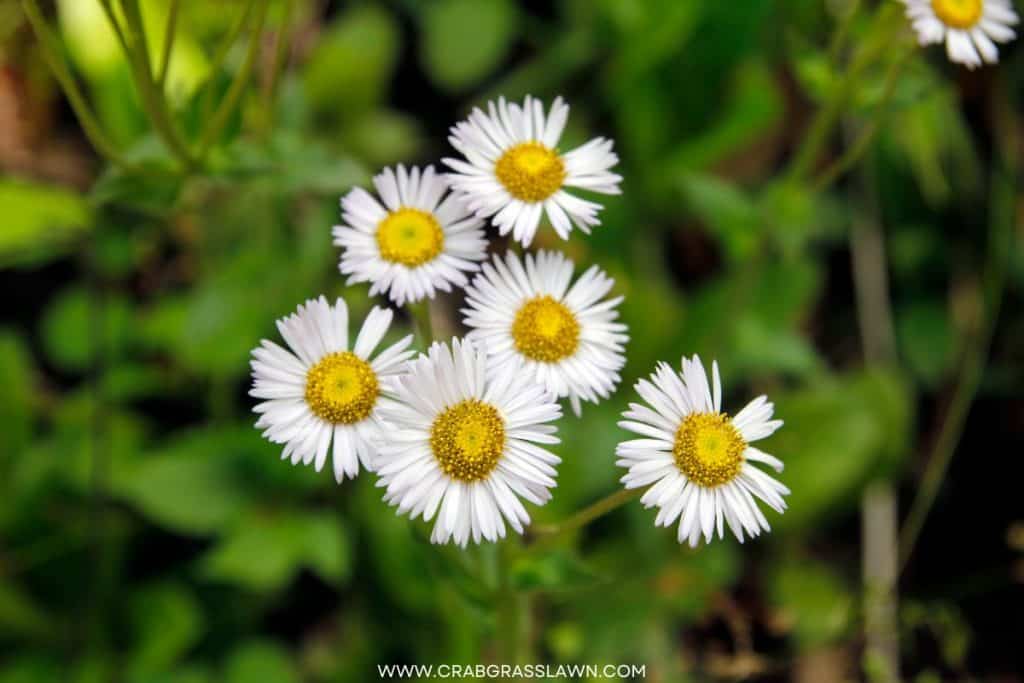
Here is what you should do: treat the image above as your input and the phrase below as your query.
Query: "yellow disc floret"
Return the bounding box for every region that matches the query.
[305,351,379,424]
[673,412,746,488]
[931,0,983,29]
[495,142,566,202]
[430,399,506,482]
[511,295,580,363]
[376,208,444,267]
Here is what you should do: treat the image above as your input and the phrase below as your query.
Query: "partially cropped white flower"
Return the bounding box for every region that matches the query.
[902,0,1018,68]
[333,165,488,307]
[616,356,789,547]
[250,297,414,482]
[462,250,628,417]
[375,338,562,547]
[443,95,622,247]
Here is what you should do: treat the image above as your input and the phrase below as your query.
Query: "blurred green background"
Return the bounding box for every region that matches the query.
[1,0,1023,681]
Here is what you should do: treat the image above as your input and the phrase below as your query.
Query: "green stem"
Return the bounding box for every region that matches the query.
[898,152,1014,571]
[156,0,180,89]
[813,46,915,192]
[785,3,900,183]
[407,300,434,347]
[196,0,269,157]
[21,0,129,167]
[529,487,643,542]
[261,0,294,134]
[96,0,130,53]
[120,0,197,169]
[828,0,863,64]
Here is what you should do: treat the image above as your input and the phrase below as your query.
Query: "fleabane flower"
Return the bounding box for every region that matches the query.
[902,0,1018,68]
[375,338,562,547]
[462,250,628,417]
[250,296,414,482]
[616,356,789,547]
[333,165,488,307]
[443,95,622,247]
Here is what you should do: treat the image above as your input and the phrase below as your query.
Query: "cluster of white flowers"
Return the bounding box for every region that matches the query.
[251,95,789,548]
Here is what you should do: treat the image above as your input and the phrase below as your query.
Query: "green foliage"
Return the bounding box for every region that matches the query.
[3,0,1013,680]
[420,0,519,92]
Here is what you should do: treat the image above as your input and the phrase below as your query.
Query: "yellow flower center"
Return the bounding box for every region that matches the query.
[430,399,506,482]
[376,208,444,267]
[673,413,746,488]
[511,295,580,363]
[304,352,379,424]
[495,142,566,202]
[931,0,983,28]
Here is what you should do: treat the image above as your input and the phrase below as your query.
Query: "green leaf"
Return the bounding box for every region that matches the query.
[0,179,91,267]
[224,642,298,683]
[0,582,55,639]
[896,301,954,387]
[677,173,759,262]
[770,369,914,532]
[303,6,399,119]
[128,583,203,678]
[768,557,854,647]
[420,0,518,92]
[40,288,134,373]
[511,550,605,593]
[200,511,350,591]
[0,332,34,458]
[110,428,256,535]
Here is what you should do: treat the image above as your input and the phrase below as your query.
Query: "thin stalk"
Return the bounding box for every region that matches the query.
[262,0,295,133]
[898,150,1014,571]
[828,0,863,64]
[120,0,197,169]
[407,300,434,347]
[157,0,180,89]
[196,0,269,157]
[21,0,129,167]
[529,487,643,542]
[847,110,900,683]
[495,542,526,670]
[96,0,130,53]
[785,3,900,183]
[814,47,915,192]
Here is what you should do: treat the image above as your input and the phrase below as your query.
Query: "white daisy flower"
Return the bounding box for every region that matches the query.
[249,296,415,483]
[332,165,489,307]
[375,338,562,547]
[901,0,1018,69]
[615,356,789,547]
[462,250,628,417]
[443,95,622,247]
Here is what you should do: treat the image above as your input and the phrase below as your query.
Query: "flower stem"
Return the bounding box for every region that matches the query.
[529,487,643,542]
[197,0,269,158]
[785,3,901,183]
[156,0,180,90]
[813,46,915,192]
[407,300,434,347]
[20,0,129,168]
[898,109,1015,570]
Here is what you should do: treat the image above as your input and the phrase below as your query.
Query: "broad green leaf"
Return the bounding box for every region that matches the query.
[110,428,256,535]
[128,583,203,678]
[200,511,350,591]
[0,180,91,267]
[896,301,955,387]
[40,288,134,373]
[224,642,298,683]
[420,0,518,92]
[768,557,854,647]
[303,6,399,119]
[770,369,914,532]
